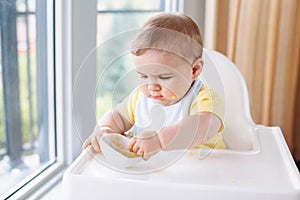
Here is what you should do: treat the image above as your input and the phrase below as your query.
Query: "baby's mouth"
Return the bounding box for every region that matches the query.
[152,95,163,99]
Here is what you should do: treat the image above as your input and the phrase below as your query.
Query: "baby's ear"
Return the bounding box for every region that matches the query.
[192,58,204,79]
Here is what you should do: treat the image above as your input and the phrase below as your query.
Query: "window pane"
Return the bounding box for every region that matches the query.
[97,13,157,44]
[97,0,163,11]
[0,0,55,196]
[96,9,162,118]
[27,0,36,12]
[16,0,26,12]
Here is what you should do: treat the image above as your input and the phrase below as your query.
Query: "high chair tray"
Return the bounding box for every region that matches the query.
[63,125,300,200]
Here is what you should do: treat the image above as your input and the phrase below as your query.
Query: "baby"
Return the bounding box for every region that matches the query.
[82,13,226,160]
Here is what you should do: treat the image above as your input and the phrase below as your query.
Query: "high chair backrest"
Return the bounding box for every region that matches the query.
[201,49,256,150]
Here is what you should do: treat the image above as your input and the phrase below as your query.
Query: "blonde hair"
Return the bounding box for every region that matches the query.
[131,13,203,63]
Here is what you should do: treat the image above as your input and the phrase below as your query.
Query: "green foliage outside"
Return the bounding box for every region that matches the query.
[0,52,37,150]
[96,9,158,118]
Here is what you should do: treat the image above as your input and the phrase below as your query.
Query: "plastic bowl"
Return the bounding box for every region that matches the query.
[99,133,142,167]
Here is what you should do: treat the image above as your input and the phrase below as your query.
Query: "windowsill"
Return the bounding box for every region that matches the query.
[25,167,66,200]
[40,180,63,200]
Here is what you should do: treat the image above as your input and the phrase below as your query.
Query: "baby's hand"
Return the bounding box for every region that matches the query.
[128,130,162,160]
[82,126,113,153]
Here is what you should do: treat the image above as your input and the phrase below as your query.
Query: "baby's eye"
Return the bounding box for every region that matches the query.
[139,75,148,79]
[159,76,172,80]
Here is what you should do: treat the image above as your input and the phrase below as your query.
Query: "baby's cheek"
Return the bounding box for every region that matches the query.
[162,88,176,99]
[176,82,191,95]
[140,86,151,97]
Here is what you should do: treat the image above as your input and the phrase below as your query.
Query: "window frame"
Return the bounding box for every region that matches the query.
[0,0,69,198]
[3,0,98,196]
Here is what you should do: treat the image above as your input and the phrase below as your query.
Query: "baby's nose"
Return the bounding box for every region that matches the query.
[147,82,161,91]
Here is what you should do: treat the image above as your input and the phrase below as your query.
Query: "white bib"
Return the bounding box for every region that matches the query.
[134,78,202,135]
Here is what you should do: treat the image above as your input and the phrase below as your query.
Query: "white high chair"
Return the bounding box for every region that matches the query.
[63,49,300,200]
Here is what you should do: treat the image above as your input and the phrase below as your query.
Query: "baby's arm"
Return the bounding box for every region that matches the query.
[129,112,221,159]
[82,108,132,152]
[158,112,221,150]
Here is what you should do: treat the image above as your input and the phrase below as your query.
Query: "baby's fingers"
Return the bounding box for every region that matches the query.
[129,138,138,153]
[82,138,91,150]
[142,152,151,161]
[91,136,101,153]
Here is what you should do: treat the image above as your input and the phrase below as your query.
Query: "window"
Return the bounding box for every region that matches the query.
[96,0,170,118]
[0,0,56,198]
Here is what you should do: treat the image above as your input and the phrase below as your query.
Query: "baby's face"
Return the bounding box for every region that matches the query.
[133,51,197,106]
